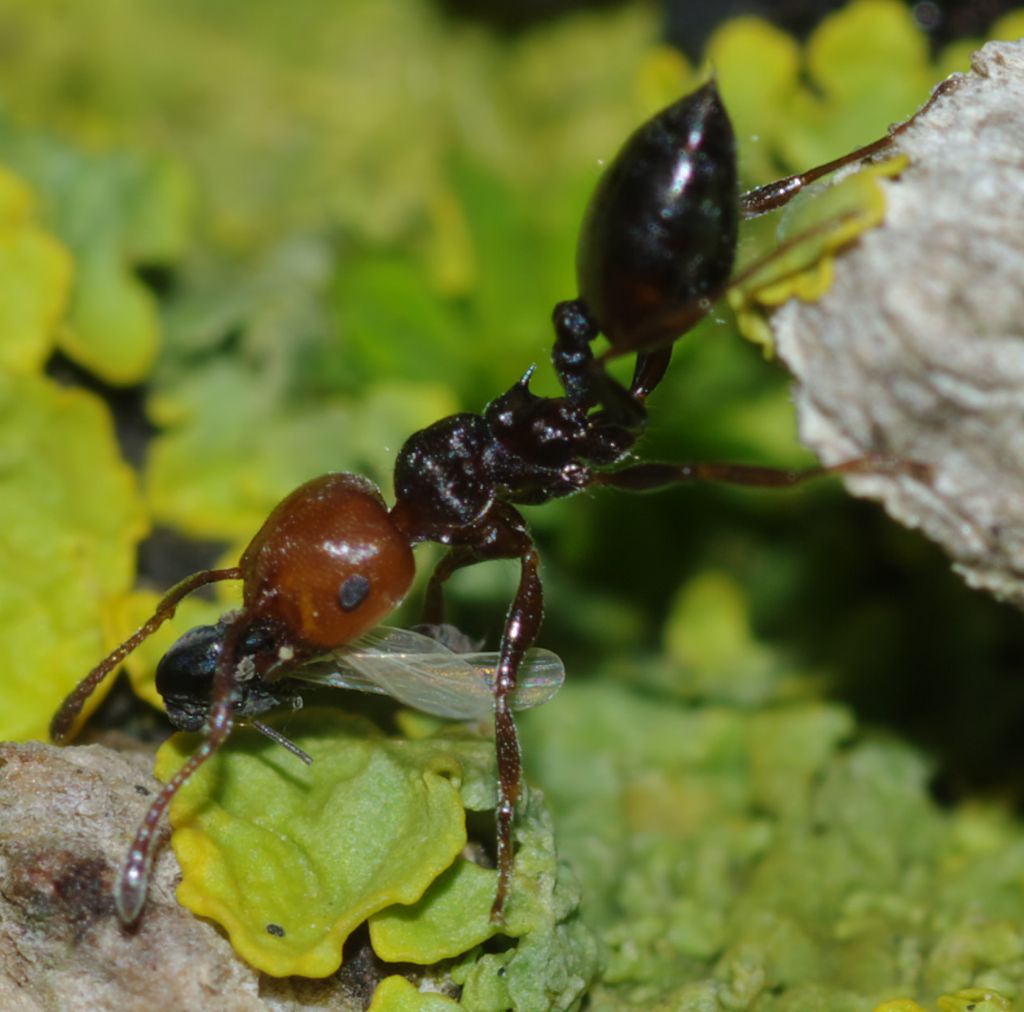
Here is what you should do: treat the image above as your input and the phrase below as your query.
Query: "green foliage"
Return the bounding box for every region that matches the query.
[158,711,475,977]
[0,374,147,741]
[0,168,72,373]
[4,0,1024,1006]
[0,124,191,383]
[159,710,600,998]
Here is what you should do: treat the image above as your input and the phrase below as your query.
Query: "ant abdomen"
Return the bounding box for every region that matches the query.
[575,80,739,355]
[240,473,415,649]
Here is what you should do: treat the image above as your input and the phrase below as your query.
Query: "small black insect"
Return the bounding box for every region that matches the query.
[52,80,922,926]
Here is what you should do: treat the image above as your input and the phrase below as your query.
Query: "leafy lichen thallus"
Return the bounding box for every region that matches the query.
[52,80,923,926]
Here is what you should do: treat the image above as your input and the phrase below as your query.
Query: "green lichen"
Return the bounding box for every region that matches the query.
[157,711,473,977]
[0,167,72,374]
[0,373,147,741]
[520,569,1024,1008]
[158,710,600,998]
[730,155,907,353]
[369,976,461,1011]
[0,127,191,384]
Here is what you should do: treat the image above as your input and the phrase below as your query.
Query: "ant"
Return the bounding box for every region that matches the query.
[51,80,922,929]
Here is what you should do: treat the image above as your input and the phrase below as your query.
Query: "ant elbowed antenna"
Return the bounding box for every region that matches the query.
[51,80,923,926]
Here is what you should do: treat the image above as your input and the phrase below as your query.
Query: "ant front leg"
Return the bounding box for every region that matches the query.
[115,615,246,924]
[50,566,242,743]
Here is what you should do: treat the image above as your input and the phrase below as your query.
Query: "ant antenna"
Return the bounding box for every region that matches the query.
[247,720,313,765]
[49,567,242,743]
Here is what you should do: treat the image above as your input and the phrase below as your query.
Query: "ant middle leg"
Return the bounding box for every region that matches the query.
[419,506,543,920]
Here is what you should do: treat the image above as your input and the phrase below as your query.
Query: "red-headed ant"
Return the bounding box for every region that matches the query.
[51,81,922,927]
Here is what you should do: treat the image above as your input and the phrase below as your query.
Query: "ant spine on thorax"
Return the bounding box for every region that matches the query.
[50,79,925,926]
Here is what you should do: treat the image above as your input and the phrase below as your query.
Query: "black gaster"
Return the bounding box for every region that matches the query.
[575,80,739,355]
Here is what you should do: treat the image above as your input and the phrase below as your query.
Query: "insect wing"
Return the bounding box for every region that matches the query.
[293,625,564,719]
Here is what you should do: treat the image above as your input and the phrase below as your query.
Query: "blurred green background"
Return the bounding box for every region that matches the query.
[4,0,1024,1006]
[1,0,1020,780]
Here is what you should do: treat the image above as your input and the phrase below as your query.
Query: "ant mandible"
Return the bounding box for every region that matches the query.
[51,80,913,927]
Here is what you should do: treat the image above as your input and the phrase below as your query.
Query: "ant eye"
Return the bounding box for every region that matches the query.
[338,574,371,612]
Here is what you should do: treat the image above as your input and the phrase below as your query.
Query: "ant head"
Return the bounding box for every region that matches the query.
[240,473,416,651]
[50,473,415,744]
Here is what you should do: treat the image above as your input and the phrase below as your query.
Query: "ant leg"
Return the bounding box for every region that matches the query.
[50,566,242,742]
[115,614,245,924]
[421,547,478,626]
[629,347,674,401]
[425,506,541,920]
[590,455,930,494]
[475,510,544,921]
[740,134,896,217]
[740,77,960,219]
[489,523,542,922]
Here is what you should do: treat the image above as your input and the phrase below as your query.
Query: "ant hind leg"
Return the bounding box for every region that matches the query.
[739,78,961,220]
[740,133,897,218]
[591,455,930,495]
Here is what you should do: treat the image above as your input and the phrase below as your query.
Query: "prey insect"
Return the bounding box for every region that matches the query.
[52,79,922,927]
[158,619,565,742]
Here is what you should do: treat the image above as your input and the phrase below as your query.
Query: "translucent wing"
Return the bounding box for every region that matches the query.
[291,625,565,720]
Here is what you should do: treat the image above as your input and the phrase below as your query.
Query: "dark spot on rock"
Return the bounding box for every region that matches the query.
[335,925,387,1005]
[135,784,151,796]
[6,847,115,941]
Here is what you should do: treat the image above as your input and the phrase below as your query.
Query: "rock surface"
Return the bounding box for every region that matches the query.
[772,40,1024,606]
[0,740,384,1010]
